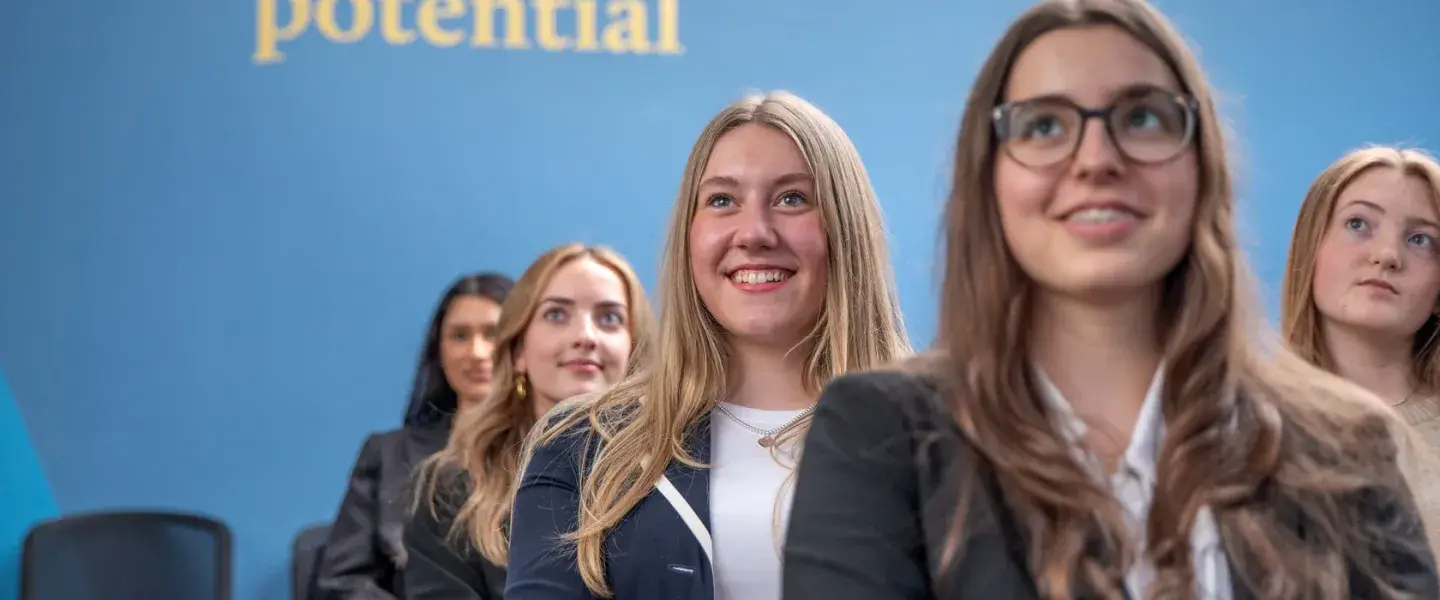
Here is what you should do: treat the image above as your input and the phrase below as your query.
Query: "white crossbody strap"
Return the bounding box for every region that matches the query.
[655,474,713,564]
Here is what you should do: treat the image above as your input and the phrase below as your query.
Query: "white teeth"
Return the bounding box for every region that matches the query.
[729,269,791,284]
[1067,207,1133,223]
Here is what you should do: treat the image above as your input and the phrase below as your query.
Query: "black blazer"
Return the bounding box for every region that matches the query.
[505,418,717,600]
[402,469,508,599]
[782,370,1440,600]
[314,422,448,600]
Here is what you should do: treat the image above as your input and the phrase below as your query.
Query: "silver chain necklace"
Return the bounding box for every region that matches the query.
[714,402,816,448]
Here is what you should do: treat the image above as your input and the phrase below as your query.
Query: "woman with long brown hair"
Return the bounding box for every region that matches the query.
[504,91,911,600]
[1280,145,1440,556]
[782,1,1438,598]
[402,243,654,599]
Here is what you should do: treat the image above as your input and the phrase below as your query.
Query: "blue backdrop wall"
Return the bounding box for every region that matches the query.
[1,0,1437,597]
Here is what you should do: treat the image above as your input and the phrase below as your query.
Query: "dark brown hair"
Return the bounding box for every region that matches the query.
[404,272,514,425]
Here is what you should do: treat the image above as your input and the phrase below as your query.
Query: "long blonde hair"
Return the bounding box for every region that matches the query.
[1281,145,1440,391]
[413,243,654,566]
[524,90,912,596]
[932,1,1419,598]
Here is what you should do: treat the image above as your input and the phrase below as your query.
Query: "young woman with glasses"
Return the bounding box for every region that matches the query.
[781,0,1439,598]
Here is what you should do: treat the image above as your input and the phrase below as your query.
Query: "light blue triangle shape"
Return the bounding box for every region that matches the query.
[0,369,58,599]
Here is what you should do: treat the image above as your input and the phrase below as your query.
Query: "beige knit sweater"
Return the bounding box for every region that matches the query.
[1395,396,1440,551]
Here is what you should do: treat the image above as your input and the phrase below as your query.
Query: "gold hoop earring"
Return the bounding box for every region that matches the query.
[515,373,528,400]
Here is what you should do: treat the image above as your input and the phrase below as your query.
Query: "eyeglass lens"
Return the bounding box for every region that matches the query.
[1001,91,1193,167]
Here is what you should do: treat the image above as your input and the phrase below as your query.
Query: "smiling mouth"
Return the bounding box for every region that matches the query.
[727,268,794,284]
[1064,207,1138,224]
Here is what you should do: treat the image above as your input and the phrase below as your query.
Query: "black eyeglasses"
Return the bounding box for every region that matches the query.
[992,88,1199,168]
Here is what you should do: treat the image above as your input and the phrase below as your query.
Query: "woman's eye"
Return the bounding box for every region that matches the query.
[778,192,808,207]
[1018,116,1063,140]
[1122,108,1161,131]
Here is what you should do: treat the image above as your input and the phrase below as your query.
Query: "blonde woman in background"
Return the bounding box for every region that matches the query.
[402,243,654,599]
[781,1,1437,598]
[503,91,911,600]
[1281,145,1440,551]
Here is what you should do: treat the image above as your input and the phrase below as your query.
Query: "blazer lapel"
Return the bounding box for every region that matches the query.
[935,457,1043,598]
[664,417,713,530]
[955,461,1139,600]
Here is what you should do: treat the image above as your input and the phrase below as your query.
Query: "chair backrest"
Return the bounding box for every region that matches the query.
[20,510,232,600]
[291,522,331,600]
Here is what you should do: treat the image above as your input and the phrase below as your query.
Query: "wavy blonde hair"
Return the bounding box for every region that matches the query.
[1281,146,1440,391]
[413,243,654,566]
[930,1,1421,598]
[523,90,912,596]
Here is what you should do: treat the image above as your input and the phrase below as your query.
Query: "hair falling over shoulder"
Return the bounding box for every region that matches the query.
[929,1,1425,599]
[521,90,912,597]
[410,243,654,568]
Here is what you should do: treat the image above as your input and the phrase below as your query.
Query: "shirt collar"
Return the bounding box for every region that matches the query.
[1034,363,1167,488]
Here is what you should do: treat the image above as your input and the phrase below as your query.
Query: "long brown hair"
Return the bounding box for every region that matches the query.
[932,1,1416,598]
[524,91,912,597]
[413,243,654,566]
[1281,146,1440,391]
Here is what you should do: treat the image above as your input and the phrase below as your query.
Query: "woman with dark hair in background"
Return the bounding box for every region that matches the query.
[313,272,515,600]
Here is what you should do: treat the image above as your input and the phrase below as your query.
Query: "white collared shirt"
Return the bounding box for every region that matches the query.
[1035,366,1231,600]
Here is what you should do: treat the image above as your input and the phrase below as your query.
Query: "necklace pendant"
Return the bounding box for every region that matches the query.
[758,436,775,448]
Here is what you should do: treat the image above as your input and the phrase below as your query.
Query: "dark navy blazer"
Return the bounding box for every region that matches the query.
[506,418,716,600]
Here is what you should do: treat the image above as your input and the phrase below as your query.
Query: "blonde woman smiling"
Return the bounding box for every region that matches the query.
[504,91,911,600]
[404,244,654,599]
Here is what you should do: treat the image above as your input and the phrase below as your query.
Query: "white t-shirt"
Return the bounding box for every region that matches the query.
[708,403,807,600]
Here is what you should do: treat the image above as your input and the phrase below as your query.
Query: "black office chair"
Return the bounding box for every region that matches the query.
[292,522,331,600]
[19,510,232,600]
